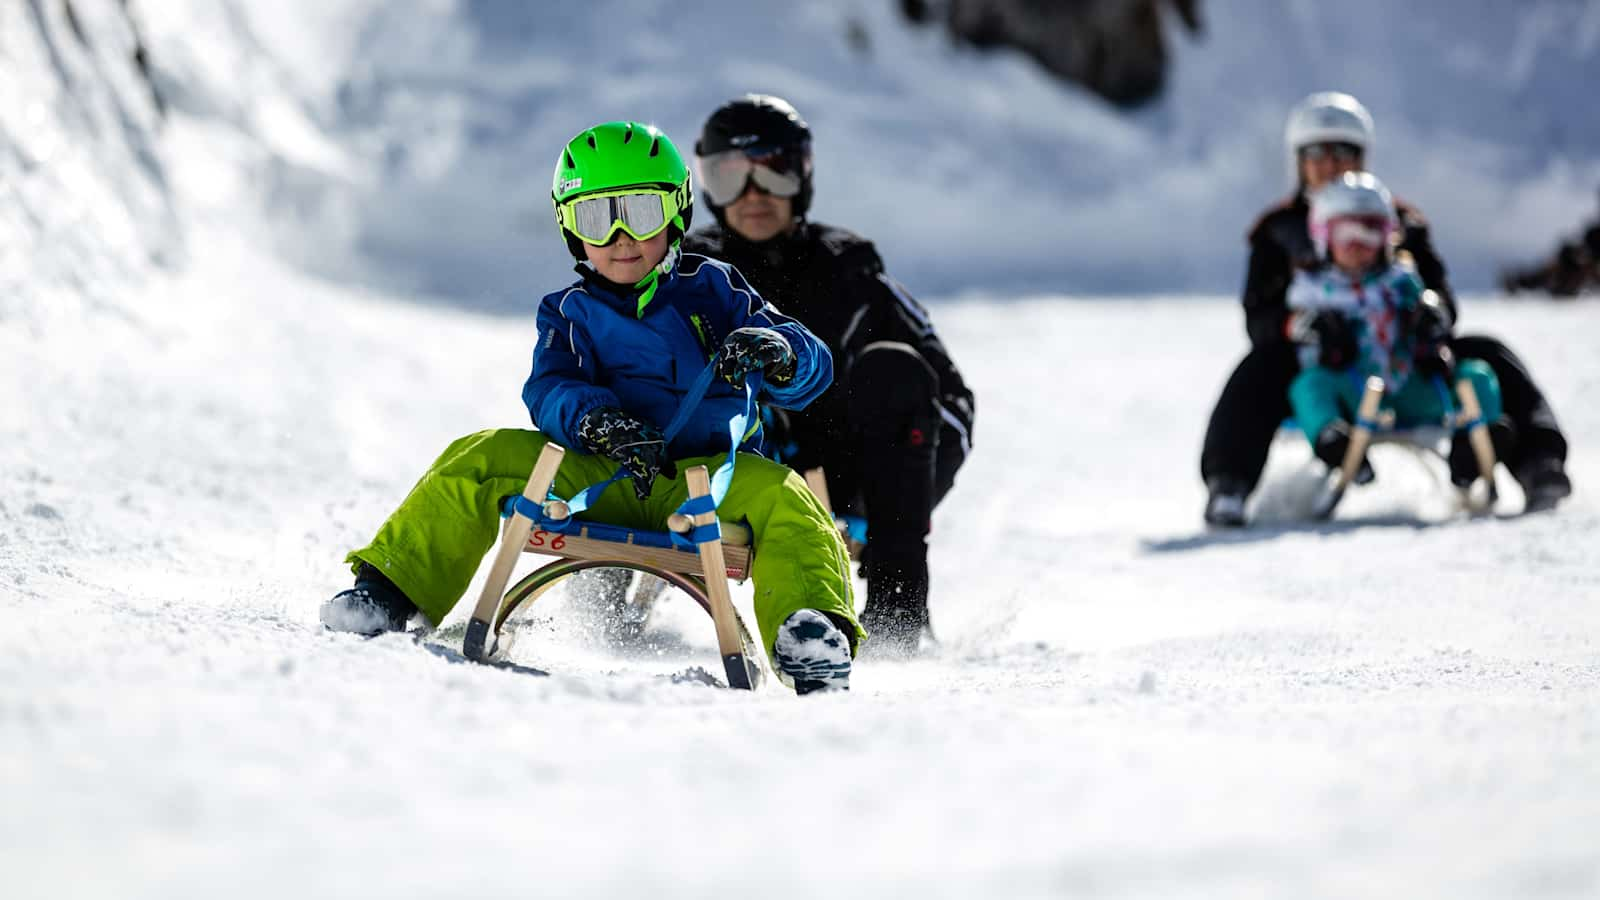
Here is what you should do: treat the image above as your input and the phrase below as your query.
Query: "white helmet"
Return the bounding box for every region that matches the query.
[1308,171,1396,259]
[1285,91,1374,178]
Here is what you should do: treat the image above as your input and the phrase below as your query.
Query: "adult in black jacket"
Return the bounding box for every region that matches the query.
[1201,92,1572,525]
[684,94,975,652]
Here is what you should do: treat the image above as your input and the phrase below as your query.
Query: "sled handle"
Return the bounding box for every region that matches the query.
[666,513,752,547]
[803,467,834,516]
[1313,376,1385,520]
[1454,378,1498,484]
[685,464,754,689]
[1340,376,1385,486]
[463,443,566,661]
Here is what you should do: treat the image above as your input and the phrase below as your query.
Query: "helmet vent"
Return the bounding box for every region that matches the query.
[649,137,660,157]
[586,133,597,150]
[563,150,575,169]
[623,123,634,143]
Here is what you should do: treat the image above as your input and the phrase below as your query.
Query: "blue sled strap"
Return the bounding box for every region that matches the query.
[668,370,762,549]
[506,359,763,542]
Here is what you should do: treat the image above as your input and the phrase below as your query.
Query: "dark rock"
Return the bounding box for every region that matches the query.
[901,0,1203,108]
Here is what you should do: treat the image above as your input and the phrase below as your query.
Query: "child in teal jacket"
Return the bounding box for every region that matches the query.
[1288,171,1511,485]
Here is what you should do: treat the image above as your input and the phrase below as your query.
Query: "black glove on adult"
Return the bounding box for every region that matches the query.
[1414,342,1456,380]
[1289,309,1359,369]
[1413,289,1455,344]
[576,406,677,500]
[714,327,796,386]
[1411,289,1456,379]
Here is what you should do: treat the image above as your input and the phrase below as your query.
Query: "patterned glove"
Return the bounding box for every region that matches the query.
[1288,310,1358,369]
[576,407,677,500]
[714,327,796,386]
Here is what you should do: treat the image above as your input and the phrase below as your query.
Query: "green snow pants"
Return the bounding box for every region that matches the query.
[346,428,862,662]
[1290,359,1503,445]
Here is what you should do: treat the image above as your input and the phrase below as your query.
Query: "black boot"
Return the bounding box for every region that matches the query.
[1314,421,1374,484]
[1515,456,1571,512]
[321,562,418,636]
[1203,476,1248,528]
[860,556,930,655]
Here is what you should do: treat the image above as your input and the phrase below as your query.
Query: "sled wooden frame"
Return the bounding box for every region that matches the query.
[461,442,762,689]
[1313,375,1499,519]
[803,468,865,561]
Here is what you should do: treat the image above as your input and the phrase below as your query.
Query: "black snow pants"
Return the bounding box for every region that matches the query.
[816,341,966,623]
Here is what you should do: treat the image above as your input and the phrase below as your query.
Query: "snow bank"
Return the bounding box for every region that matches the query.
[124,0,1600,309]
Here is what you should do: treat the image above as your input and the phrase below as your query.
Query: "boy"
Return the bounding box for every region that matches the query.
[321,121,861,693]
[1287,172,1512,487]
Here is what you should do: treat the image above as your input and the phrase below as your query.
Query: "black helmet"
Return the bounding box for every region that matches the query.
[695,94,815,226]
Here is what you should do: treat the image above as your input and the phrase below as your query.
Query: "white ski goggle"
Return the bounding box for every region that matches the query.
[696,148,808,206]
[1300,141,1363,163]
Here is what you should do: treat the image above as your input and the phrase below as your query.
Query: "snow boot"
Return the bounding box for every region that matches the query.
[860,558,930,655]
[1203,476,1248,528]
[1516,456,1572,513]
[321,562,418,636]
[773,609,852,694]
[1314,420,1374,484]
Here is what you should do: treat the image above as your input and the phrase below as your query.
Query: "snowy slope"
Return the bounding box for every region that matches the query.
[6,237,1599,897]
[0,0,178,325]
[6,2,1600,898]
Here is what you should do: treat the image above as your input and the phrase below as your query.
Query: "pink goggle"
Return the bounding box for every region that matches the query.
[1327,216,1393,249]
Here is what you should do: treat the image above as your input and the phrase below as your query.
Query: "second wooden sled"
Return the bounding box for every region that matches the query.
[1312,374,1500,519]
[460,442,764,689]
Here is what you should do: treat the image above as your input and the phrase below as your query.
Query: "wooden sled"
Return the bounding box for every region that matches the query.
[1312,375,1499,519]
[460,443,764,689]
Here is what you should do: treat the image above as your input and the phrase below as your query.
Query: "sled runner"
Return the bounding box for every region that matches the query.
[1312,375,1499,519]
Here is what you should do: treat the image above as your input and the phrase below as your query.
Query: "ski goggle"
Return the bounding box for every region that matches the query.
[557,186,686,245]
[1328,216,1392,249]
[1299,141,1363,163]
[696,147,810,205]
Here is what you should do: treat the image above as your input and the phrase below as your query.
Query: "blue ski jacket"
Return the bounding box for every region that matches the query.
[522,252,833,460]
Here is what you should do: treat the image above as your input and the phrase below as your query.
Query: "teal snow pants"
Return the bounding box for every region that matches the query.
[346,428,863,662]
[1290,359,1503,445]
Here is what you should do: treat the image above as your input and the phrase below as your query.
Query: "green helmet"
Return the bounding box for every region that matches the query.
[552,121,693,262]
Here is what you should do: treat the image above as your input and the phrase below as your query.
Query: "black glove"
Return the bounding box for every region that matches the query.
[576,406,677,500]
[714,327,796,386]
[1288,309,1359,369]
[1411,289,1456,379]
[1413,341,1456,380]
[1412,289,1454,344]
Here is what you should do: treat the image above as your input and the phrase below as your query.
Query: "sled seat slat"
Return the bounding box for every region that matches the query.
[522,523,751,581]
[1367,426,1451,448]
